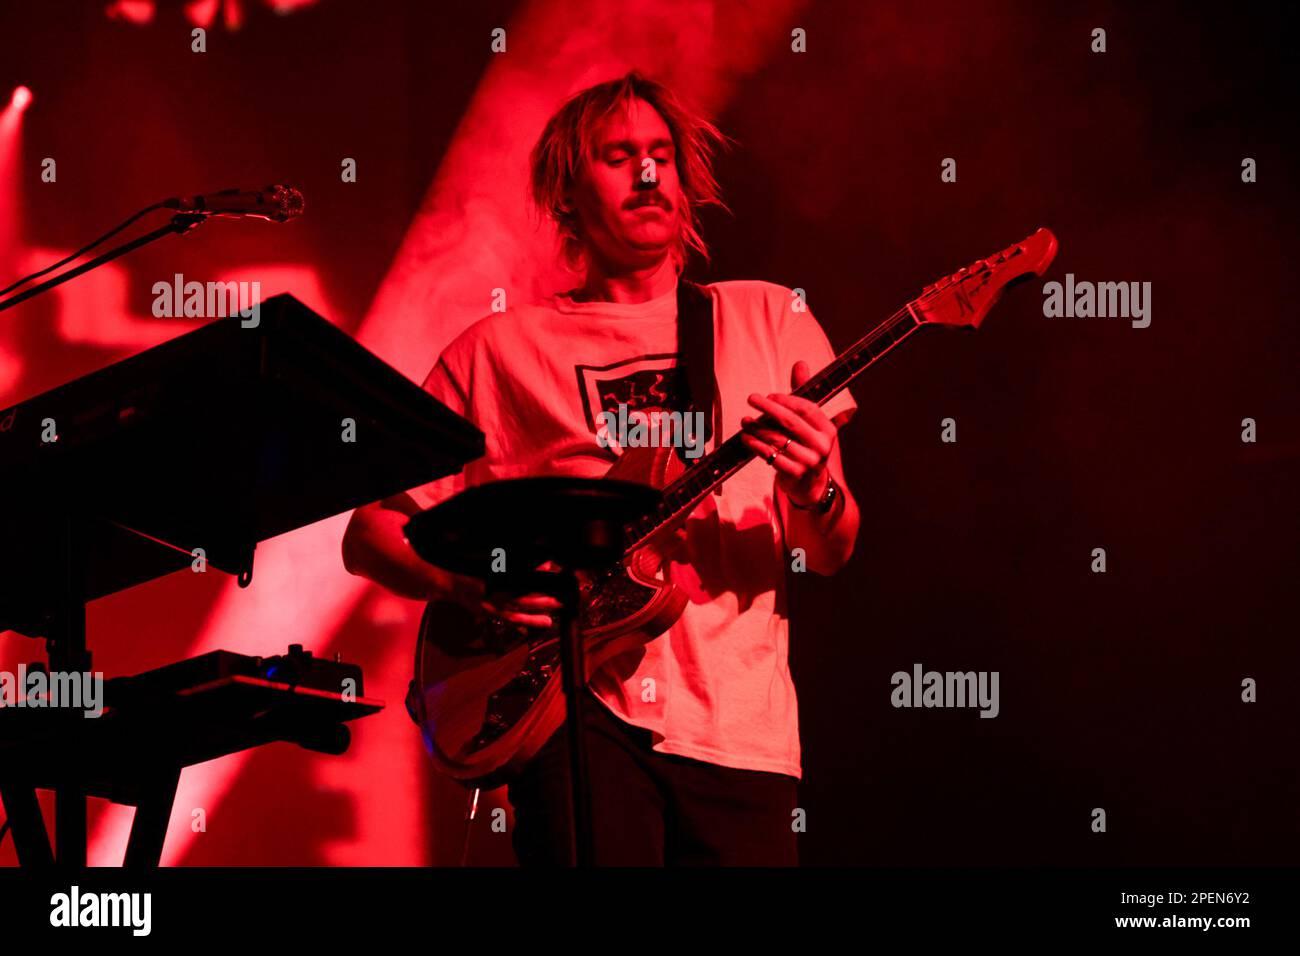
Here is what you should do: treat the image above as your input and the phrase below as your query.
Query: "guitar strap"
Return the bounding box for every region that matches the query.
[675,278,718,463]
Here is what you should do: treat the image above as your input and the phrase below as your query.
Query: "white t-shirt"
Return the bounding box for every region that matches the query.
[407,280,857,779]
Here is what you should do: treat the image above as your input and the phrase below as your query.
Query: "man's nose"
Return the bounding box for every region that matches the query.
[632,158,660,190]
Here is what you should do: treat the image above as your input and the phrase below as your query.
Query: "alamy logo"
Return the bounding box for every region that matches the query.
[50,886,151,936]
[1042,273,1151,328]
[890,663,1000,718]
[151,273,261,327]
[576,354,707,459]
[596,403,707,459]
[0,666,104,717]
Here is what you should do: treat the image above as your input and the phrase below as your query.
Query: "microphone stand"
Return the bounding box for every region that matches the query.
[0,213,207,314]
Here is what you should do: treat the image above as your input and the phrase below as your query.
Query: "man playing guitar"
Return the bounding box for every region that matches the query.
[342,71,860,866]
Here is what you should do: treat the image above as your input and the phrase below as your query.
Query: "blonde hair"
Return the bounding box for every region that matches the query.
[530,71,727,270]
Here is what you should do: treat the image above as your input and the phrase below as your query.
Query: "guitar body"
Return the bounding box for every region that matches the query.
[408,442,689,789]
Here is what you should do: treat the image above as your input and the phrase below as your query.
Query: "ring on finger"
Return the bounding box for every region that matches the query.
[765,437,793,466]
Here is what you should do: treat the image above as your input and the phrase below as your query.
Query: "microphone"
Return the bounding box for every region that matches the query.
[163,185,305,222]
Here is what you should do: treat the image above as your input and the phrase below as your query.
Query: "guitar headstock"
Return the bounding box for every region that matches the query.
[912,227,1058,329]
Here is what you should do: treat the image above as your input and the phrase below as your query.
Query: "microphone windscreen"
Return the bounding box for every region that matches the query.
[268,184,305,222]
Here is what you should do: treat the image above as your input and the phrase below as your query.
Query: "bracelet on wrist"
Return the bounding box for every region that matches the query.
[788,475,838,516]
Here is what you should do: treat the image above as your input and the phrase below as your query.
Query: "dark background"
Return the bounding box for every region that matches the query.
[0,0,1295,865]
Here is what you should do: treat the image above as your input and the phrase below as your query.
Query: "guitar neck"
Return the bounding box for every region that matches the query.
[623,301,924,552]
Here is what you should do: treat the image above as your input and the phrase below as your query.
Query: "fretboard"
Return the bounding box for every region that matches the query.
[623,302,924,552]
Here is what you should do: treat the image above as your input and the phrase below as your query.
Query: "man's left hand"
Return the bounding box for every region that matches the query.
[740,360,838,507]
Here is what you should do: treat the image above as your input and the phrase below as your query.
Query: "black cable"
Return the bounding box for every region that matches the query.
[0,201,167,298]
[0,817,9,846]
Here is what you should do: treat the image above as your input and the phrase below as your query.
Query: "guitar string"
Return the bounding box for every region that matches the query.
[624,248,1015,550]
[664,305,918,499]
[623,301,923,550]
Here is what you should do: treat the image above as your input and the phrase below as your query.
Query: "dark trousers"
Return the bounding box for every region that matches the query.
[506,690,799,866]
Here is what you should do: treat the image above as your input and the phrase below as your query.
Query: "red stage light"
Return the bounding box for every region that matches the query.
[104,0,156,25]
[10,86,32,112]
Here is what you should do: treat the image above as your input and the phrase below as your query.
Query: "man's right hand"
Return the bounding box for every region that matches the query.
[478,588,562,630]
[344,497,565,630]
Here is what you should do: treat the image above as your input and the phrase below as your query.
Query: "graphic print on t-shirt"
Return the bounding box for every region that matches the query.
[575,353,688,456]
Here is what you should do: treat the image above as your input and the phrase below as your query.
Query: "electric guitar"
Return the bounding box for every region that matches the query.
[407,227,1059,788]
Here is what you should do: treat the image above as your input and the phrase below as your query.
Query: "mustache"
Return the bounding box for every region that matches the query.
[625,193,672,211]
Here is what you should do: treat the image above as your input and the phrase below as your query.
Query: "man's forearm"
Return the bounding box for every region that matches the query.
[782,480,859,575]
[342,504,481,605]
